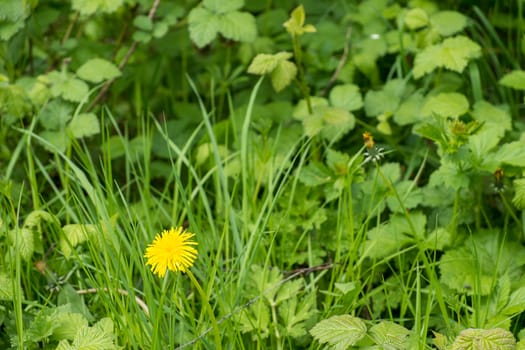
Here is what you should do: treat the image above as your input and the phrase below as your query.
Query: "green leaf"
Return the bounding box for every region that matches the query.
[329,84,363,111]
[49,73,89,103]
[188,7,219,48]
[471,100,511,131]
[292,97,328,119]
[133,15,153,31]
[40,131,68,153]
[283,5,316,36]
[71,323,117,349]
[279,292,315,338]
[298,162,332,186]
[38,100,73,130]
[76,58,121,83]
[203,0,243,14]
[451,328,515,350]
[421,92,469,118]
[0,273,14,300]
[393,92,425,125]
[404,8,429,30]
[53,313,89,341]
[430,11,468,36]
[68,113,100,138]
[499,70,525,90]
[512,179,525,210]
[0,84,33,123]
[413,35,481,78]
[364,79,405,117]
[369,321,411,348]
[310,315,367,350]
[320,107,355,141]
[9,227,35,261]
[486,141,525,168]
[248,52,293,75]
[219,11,257,43]
[362,223,412,259]
[60,224,98,258]
[71,0,124,15]
[502,286,525,315]
[271,59,297,92]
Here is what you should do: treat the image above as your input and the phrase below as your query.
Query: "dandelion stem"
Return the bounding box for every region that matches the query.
[186,270,222,350]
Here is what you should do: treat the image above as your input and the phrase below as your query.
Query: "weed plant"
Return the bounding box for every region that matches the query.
[2,0,525,349]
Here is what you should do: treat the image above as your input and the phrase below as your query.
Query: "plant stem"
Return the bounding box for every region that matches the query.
[186,270,222,350]
[292,35,312,114]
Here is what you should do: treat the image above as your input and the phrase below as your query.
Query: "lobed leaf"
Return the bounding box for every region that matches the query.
[451,328,515,350]
[219,11,257,43]
[188,7,219,48]
[77,58,121,83]
[310,315,367,350]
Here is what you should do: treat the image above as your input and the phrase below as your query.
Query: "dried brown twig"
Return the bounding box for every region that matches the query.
[319,26,352,97]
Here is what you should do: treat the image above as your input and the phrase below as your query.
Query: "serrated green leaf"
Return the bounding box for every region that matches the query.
[362,224,412,259]
[68,113,100,138]
[71,0,124,15]
[422,92,469,118]
[430,11,468,36]
[247,52,293,75]
[310,315,367,350]
[423,228,451,250]
[487,141,525,168]
[329,84,363,111]
[219,11,257,43]
[413,35,481,78]
[72,324,116,350]
[386,181,423,212]
[203,0,243,14]
[60,224,97,258]
[502,286,525,315]
[471,100,511,131]
[50,74,89,103]
[451,328,515,350]
[0,19,25,41]
[279,292,315,338]
[369,321,411,348]
[364,79,405,117]
[0,84,33,123]
[0,273,14,300]
[512,179,525,210]
[283,5,316,36]
[38,100,73,130]
[271,59,297,92]
[275,279,303,305]
[499,70,525,90]
[188,7,219,48]
[292,97,329,119]
[76,58,121,83]
[404,8,429,30]
[53,313,89,341]
[0,0,27,21]
[321,107,355,141]
[298,162,332,186]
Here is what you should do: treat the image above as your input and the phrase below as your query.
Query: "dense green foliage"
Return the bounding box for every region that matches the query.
[2,0,525,349]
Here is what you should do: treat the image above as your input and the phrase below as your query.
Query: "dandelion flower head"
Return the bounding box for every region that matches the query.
[144,227,198,277]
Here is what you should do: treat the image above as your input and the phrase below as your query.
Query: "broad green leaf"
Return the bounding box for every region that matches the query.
[38,100,73,130]
[60,224,98,258]
[238,299,270,338]
[502,286,525,315]
[298,162,332,186]
[0,84,33,123]
[471,100,511,131]
[279,292,315,338]
[40,130,68,153]
[430,11,468,36]
[71,0,124,15]
[512,179,525,210]
[219,11,257,43]
[369,321,411,348]
[451,328,515,350]
[364,79,405,117]
[72,323,117,349]
[76,58,121,83]
[271,59,297,92]
[9,227,35,261]
[310,315,367,350]
[203,0,243,14]
[320,107,355,141]
[0,273,14,300]
[413,36,481,78]
[133,15,153,31]
[423,228,451,250]
[248,52,293,75]
[49,73,89,103]
[334,282,356,295]
[393,92,424,125]
[275,279,303,305]
[499,70,525,90]
[404,8,429,30]
[292,97,329,119]
[188,7,219,48]
[421,92,469,118]
[53,313,89,340]
[486,141,525,168]
[362,224,412,259]
[68,113,100,138]
[326,149,350,174]
[386,181,423,213]
[302,113,324,137]
[329,84,363,111]
[56,341,75,350]
[0,0,29,40]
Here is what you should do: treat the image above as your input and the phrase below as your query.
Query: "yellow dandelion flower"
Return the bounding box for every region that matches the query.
[144,227,198,277]
[362,131,375,149]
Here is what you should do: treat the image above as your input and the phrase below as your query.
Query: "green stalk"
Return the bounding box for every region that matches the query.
[291,34,312,114]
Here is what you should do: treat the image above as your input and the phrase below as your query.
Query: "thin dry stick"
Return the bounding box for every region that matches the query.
[319,26,352,97]
[175,262,333,350]
[87,0,162,111]
[77,287,150,316]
